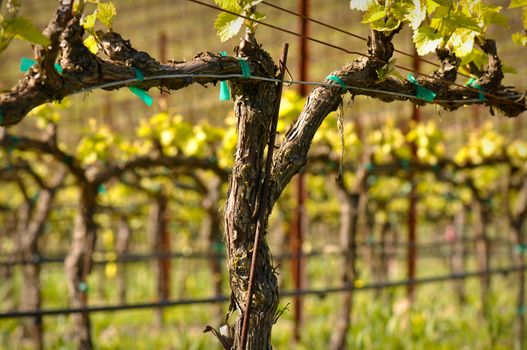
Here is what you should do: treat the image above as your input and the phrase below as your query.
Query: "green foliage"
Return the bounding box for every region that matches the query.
[76,119,121,165]
[214,12,244,43]
[96,2,117,29]
[510,0,527,46]
[7,17,50,46]
[213,0,265,42]
[413,26,443,56]
[349,0,376,12]
[376,58,404,82]
[81,0,116,31]
[349,0,514,73]
[0,1,50,53]
[79,0,116,53]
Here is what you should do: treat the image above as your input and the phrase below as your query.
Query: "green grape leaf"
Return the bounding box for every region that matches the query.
[81,13,97,30]
[460,48,487,70]
[83,35,98,54]
[509,0,527,9]
[428,0,451,6]
[425,0,441,14]
[512,32,527,45]
[476,4,508,28]
[214,0,242,11]
[370,16,401,32]
[214,12,244,42]
[9,17,50,46]
[96,2,116,29]
[447,29,477,58]
[391,1,412,21]
[431,8,482,37]
[350,0,377,11]
[405,0,427,30]
[413,26,443,55]
[362,4,386,23]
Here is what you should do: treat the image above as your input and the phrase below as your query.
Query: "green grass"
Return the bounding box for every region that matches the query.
[0,253,524,349]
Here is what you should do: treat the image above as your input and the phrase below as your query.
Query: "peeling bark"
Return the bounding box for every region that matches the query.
[64,185,97,350]
[148,193,170,325]
[472,199,492,316]
[222,37,279,350]
[200,177,224,323]
[115,217,131,304]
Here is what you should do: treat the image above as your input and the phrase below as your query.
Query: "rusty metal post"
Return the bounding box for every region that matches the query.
[290,0,309,342]
[407,49,420,302]
[158,31,169,111]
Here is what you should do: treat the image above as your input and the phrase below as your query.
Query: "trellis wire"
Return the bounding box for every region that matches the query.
[0,235,514,267]
[74,73,491,105]
[0,265,523,319]
[185,0,526,107]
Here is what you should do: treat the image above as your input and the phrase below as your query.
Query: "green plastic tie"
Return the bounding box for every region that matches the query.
[466,78,485,101]
[98,184,107,194]
[0,110,3,124]
[20,57,62,73]
[407,74,436,102]
[518,304,526,316]
[218,51,231,101]
[366,162,375,172]
[20,57,37,72]
[54,63,63,74]
[126,67,151,105]
[7,136,19,154]
[401,159,410,170]
[326,75,347,91]
[63,155,74,165]
[128,86,153,106]
[212,241,225,254]
[133,67,145,82]
[238,58,251,78]
[515,244,527,254]
[78,282,89,293]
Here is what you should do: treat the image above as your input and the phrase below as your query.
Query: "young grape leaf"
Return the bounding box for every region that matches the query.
[362,5,386,23]
[81,13,97,30]
[214,12,244,42]
[214,0,242,12]
[509,0,527,9]
[413,26,443,55]
[96,2,116,29]
[9,17,50,46]
[83,35,99,54]
[512,32,527,45]
[350,0,377,12]
[405,0,427,29]
[447,29,477,57]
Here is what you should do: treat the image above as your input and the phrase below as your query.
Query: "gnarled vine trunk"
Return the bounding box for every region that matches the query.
[148,193,170,326]
[19,189,57,350]
[201,177,224,322]
[116,217,131,304]
[512,223,526,350]
[473,199,491,316]
[222,37,280,350]
[64,185,97,350]
[329,156,368,350]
